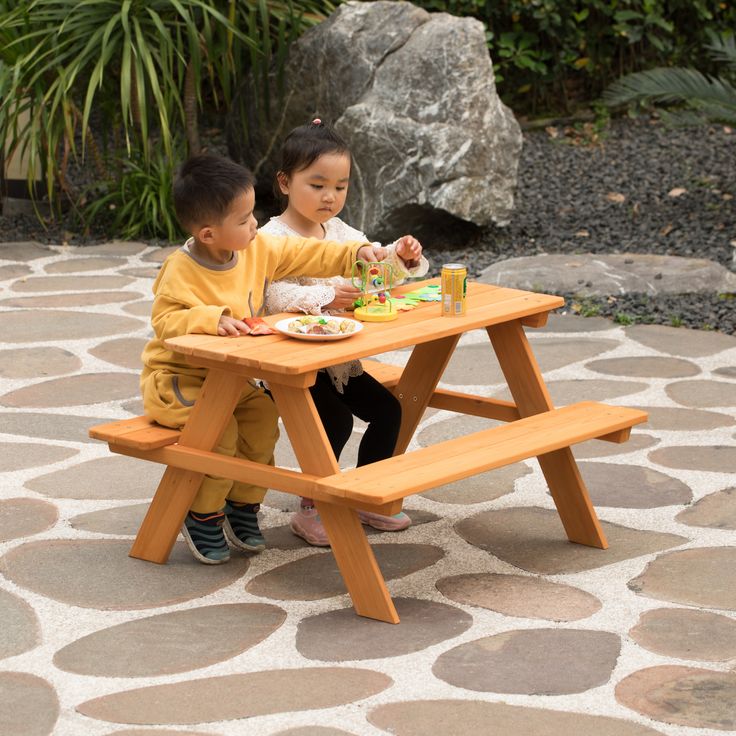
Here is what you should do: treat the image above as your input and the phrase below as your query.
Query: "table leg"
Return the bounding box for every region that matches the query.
[487,320,608,549]
[269,382,400,623]
[130,369,250,563]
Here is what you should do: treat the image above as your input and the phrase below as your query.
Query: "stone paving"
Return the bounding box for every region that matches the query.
[1,240,735,736]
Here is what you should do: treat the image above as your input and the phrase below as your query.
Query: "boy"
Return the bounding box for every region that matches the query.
[140,153,420,564]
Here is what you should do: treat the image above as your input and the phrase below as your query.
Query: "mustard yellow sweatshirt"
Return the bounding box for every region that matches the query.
[141,233,365,380]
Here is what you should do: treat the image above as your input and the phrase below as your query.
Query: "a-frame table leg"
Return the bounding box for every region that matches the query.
[487,320,608,549]
[269,382,400,623]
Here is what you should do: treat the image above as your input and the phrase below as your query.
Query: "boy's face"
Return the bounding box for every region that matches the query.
[196,188,258,259]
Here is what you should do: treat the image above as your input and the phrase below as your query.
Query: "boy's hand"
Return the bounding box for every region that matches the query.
[218,315,251,336]
[357,244,388,262]
[327,284,362,311]
[396,235,422,268]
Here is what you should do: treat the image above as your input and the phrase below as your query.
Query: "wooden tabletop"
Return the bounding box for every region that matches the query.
[165,280,564,376]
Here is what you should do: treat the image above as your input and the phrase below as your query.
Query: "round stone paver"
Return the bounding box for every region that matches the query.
[433,628,620,695]
[1,372,140,408]
[0,291,144,308]
[53,603,286,677]
[0,540,250,610]
[0,346,81,379]
[0,263,31,281]
[89,338,148,370]
[573,433,658,459]
[296,597,472,661]
[1,309,143,343]
[421,465,530,504]
[494,379,648,406]
[436,573,601,621]
[0,672,59,736]
[629,608,736,662]
[274,728,356,736]
[26,455,162,501]
[0,588,40,660]
[649,445,736,473]
[714,365,736,379]
[456,507,686,575]
[629,547,736,610]
[625,324,736,357]
[0,498,58,542]
[44,256,125,273]
[631,405,734,431]
[69,503,148,535]
[10,274,134,292]
[579,462,692,508]
[143,245,178,263]
[120,266,161,278]
[615,665,736,731]
[106,730,215,736]
[368,700,666,736]
[0,241,53,261]
[83,241,149,256]
[0,412,112,444]
[585,356,700,378]
[122,299,154,317]
[665,379,736,407]
[246,544,444,601]
[543,313,617,333]
[0,442,78,472]
[77,668,391,725]
[676,488,736,530]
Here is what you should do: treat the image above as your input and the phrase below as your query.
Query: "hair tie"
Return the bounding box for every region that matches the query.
[312,118,322,125]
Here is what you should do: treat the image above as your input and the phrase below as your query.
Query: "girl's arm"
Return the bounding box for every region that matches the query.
[383,239,430,283]
[265,278,337,316]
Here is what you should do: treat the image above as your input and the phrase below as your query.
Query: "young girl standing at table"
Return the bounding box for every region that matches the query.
[262,119,429,546]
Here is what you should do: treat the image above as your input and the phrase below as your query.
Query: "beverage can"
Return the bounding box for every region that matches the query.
[441,263,467,316]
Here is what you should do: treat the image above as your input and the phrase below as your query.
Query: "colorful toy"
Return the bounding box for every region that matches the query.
[351,260,399,322]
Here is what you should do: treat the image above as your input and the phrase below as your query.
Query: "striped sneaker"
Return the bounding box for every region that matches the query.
[357,509,412,531]
[182,511,231,564]
[223,502,266,552]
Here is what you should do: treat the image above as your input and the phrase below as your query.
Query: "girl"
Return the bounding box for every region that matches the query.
[262,119,429,546]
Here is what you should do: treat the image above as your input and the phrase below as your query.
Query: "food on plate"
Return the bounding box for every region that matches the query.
[244,317,276,335]
[287,316,357,336]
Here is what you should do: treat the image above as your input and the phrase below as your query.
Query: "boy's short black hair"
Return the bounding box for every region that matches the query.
[173,153,255,230]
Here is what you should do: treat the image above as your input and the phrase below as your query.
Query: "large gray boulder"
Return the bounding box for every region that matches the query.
[229,0,522,241]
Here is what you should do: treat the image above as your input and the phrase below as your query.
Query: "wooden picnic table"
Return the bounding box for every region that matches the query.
[90,279,647,624]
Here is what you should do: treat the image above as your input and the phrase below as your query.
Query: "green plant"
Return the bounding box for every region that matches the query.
[669,315,683,327]
[614,312,635,325]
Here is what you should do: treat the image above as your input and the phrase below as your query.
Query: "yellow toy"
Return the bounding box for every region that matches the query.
[351,260,398,322]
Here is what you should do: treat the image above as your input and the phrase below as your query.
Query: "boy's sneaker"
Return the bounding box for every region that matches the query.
[357,510,412,532]
[182,511,231,564]
[223,502,266,552]
[290,505,330,547]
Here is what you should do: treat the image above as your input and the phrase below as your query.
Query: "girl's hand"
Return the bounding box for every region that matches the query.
[357,244,388,262]
[326,284,362,311]
[396,235,422,267]
[218,315,251,336]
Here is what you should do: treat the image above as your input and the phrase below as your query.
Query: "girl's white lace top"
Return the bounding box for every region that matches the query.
[260,215,429,393]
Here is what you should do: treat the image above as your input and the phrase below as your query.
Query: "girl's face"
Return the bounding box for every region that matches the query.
[278,152,351,228]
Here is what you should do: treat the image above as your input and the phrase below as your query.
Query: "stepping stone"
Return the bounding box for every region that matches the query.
[676,488,736,529]
[630,405,734,431]
[455,507,686,575]
[0,412,112,444]
[0,263,31,281]
[442,338,619,385]
[629,608,736,662]
[0,540,250,610]
[714,366,736,379]
[421,464,530,504]
[578,462,692,508]
[120,266,160,278]
[479,253,736,297]
[0,498,58,541]
[649,445,736,473]
[436,573,601,621]
[629,547,736,610]
[625,323,736,357]
[84,241,149,256]
[44,256,125,273]
[0,588,39,659]
[433,628,620,695]
[541,313,616,332]
[122,299,153,317]
[106,731,214,736]
[0,442,77,472]
[143,246,178,263]
[77,667,391,725]
[121,398,145,415]
[0,346,80,379]
[1,309,142,342]
[10,274,134,292]
[615,665,736,731]
[246,544,444,600]
[0,290,144,308]
[586,356,699,378]
[54,603,286,677]
[70,503,148,535]
[417,414,499,445]
[296,598,472,661]
[368,699,665,736]
[0,672,59,736]
[0,241,53,261]
[572,433,658,459]
[666,379,736,407]
[1,372,140,408]
[493,379,647,406]
[89,338,148,370]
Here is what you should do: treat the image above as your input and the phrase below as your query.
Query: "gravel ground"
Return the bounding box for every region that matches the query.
[2,115,734,332]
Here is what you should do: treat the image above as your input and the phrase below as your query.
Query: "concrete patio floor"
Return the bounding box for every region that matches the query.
[1,240,735,736]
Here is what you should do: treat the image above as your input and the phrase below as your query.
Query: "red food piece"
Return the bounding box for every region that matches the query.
[243,317,276,335]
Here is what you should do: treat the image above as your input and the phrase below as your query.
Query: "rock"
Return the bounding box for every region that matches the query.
[228,1,521,240]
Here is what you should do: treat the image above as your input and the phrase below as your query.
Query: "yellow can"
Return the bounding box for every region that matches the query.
[441,263,467,316]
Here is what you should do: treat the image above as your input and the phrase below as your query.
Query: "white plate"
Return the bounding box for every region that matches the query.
[274,316,363,341]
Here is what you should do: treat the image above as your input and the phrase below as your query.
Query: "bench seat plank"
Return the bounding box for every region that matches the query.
[89,417,180,450]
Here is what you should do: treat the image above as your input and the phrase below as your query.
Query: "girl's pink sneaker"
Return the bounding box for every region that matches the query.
[357,510,411,531]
